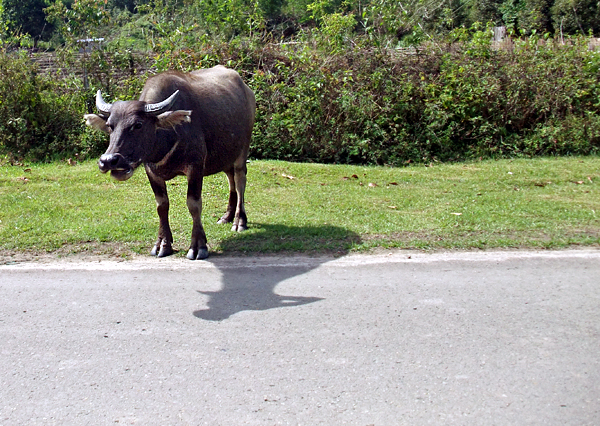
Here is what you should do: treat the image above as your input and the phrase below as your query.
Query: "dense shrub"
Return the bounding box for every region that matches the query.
[1,30,599,164]
[249,45,435,164]
[246,31,600,164]
[0,51,102,161]
[418,33,600,160]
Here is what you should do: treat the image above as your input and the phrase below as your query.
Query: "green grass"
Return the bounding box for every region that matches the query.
[0,157,599,258]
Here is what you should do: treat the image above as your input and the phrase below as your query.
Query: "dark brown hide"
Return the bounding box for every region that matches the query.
[85,66,256,259]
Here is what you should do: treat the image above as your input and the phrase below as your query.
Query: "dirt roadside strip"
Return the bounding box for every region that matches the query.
[1,248,599,270]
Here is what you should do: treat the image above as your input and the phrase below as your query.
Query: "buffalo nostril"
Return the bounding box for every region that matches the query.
[99,154,122,171]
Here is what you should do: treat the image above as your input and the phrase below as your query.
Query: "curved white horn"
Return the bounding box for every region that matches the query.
[144,90,180,116]
[95,90,112,115]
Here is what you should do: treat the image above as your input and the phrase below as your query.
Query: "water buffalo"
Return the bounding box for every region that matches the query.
[84,66,256,260]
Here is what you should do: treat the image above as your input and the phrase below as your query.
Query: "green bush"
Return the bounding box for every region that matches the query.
[1,30,599,165]
[248,45,434,164]
[0,51,102,161]
[247,31,600,164]
[420,32,600,159]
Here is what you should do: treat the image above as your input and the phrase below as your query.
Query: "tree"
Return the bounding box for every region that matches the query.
[516,0,553,34]
[45,0,109,42]
[465,0,504,25]
[551,0,600,35]
[0,0,54,42]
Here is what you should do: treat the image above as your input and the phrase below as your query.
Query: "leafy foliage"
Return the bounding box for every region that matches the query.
[0,51,99,161]
[0,0,599,164]
[0,0,53,44]
[3,0,600,47]
[247,27,600,164]
[44,0,110,42]
[551,0,600,36]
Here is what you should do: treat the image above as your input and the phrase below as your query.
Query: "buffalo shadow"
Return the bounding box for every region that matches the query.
[193,223,360,321]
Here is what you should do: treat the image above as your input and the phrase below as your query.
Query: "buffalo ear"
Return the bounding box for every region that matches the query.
[84,114,109,133]
[156,110,192,129]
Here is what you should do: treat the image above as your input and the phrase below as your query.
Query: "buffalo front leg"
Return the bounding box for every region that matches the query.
[186,170,208,260]
[146,168,174,257]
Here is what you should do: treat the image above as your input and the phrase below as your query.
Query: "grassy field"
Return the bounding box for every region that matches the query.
[0,157,598,259]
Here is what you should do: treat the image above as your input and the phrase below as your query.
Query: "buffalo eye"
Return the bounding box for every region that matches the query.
[132,122,143,131]
[107,124,114,133]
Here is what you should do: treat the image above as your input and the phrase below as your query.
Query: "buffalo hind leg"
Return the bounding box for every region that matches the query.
[146,167,174,257]
[232,159,248,232]
[186,169,209,260]
[217,161,247,232]
[217,167,237,225]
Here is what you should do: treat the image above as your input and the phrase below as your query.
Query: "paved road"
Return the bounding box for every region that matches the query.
[1,250,599,425]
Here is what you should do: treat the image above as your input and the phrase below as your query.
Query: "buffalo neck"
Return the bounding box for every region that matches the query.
[147,128,180,164]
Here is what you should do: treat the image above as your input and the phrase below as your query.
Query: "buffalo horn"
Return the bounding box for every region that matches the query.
[144,90,180,116]
[95,90,113,116]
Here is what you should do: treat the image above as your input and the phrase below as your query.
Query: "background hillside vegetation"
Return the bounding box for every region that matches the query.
[0,0,599,164]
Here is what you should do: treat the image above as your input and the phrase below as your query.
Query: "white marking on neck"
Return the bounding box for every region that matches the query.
[155,140,180,167]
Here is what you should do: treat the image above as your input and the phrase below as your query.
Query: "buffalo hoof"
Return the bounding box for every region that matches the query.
[151,242,173,258]
[231,223,247,232]
[187,247,209,260]
[157,245,174,258]
[217,216,232,225]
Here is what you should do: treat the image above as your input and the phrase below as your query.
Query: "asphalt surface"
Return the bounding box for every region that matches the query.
[0,250,599,425]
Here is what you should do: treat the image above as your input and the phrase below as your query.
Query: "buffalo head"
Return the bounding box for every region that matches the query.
[84,90,192,181]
